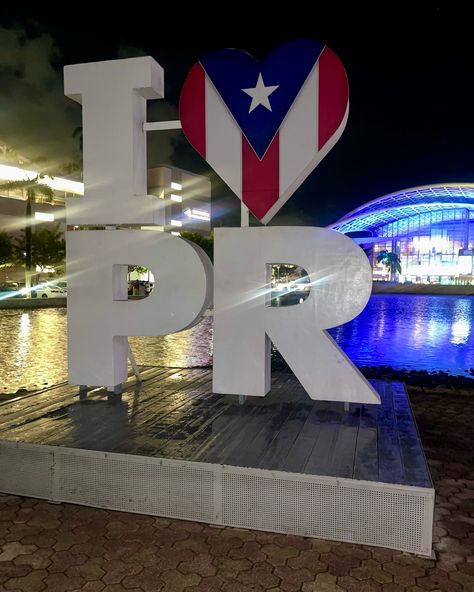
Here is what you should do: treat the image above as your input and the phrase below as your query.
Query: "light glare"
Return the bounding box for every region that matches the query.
[0,163,83,195]
[183,208,210,221]
[34,212,55,222]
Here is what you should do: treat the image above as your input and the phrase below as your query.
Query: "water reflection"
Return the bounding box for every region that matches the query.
[451,319,470,345]
[0,294,473,392]
[450,298,471,345]
[18,313,31,364]
[376,302,386,339]
[128,318,213,368]
[327,294,474,374]
[0,309,68,392]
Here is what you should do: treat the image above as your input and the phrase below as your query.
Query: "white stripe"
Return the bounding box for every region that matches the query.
[205,76,242,198]
[279,62,319,203]
[262,63,349,225]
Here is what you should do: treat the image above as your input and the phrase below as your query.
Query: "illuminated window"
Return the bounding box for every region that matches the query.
[34,212,55,222]
[183,208,210,221]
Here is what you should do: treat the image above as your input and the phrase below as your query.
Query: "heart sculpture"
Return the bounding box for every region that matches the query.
[179,40,349,224]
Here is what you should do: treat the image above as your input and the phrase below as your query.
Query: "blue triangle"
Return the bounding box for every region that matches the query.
[200,40,325,159]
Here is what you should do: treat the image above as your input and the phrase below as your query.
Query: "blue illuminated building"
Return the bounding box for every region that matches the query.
[330,184,474,284]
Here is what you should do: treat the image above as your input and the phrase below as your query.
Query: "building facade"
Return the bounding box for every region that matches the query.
[330,184,474,284]
[0,163,211,236]
[0,158,211,284]
[147,165,211,236]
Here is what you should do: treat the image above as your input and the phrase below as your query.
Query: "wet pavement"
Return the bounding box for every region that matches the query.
[0,388,472,591]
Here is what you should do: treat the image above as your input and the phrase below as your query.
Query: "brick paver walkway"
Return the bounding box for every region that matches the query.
[0,389,472,591]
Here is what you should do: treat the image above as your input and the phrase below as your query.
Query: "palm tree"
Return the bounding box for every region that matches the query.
[15,223,66,276]
[0,231,13,282]
[0,175,54,295]
[376,250,402,281]
[0,230,13,265]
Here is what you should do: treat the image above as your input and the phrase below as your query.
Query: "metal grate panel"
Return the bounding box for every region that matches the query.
[0,440,434,556]
[222,470,433,555]
[0,441,52,499]
[55,450,215,522]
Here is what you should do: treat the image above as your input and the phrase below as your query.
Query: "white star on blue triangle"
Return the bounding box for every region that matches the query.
[242,74,279,114]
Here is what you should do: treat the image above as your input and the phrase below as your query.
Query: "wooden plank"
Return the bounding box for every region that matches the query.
[0,366,168,431]
[161,395,235,460]
[303,402,344,476]
[217,405,276,466]
[128,368,212,423]
[353,399,379,482]
[192,373,295,464]
[194,402,262,463]
[0,367,195,449]
[281,403,325,473]
[122,370,218,456]
[222,374,299,468]
[5,396,131,450]
[377,381,405,484]
[326,403,361,478]
[392,382,432,487]
[140,374,214,431]
[256,379,314,470]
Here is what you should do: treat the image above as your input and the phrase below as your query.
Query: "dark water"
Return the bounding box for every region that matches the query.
[329,294,473,375]
[0,294,473,392]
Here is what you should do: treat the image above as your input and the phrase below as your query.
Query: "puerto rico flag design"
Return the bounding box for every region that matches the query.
[179,40,349,224]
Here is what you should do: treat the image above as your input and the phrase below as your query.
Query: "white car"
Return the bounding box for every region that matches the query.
[31,284,67,298]
[54,280,68,291]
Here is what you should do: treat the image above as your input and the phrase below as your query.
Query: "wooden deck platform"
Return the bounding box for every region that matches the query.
[0,368,434,555]
[0,367,431,488]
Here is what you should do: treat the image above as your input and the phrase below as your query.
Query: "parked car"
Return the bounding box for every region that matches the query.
[289,276,311,293]
[31,283,67,298]
[0,282,26,299]
[54,280,67,291]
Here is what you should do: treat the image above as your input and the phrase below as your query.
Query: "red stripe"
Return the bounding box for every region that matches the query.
[242,135,279,221]
[318,47,349,151]
[179,63,206,158]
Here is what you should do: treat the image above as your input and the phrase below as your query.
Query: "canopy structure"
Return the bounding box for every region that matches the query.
[329,184,474,234]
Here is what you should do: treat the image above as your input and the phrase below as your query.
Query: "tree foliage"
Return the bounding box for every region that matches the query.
[128,265,148,276]
[180,231,214,262]
[0,231,13,266]
[33,224,66,270]
[0,176,54,203]
[0,174,55,275]
[376,250,402,275]
[15,224,65,271]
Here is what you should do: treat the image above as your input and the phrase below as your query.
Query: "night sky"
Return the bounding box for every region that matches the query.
[1,5,473,227]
